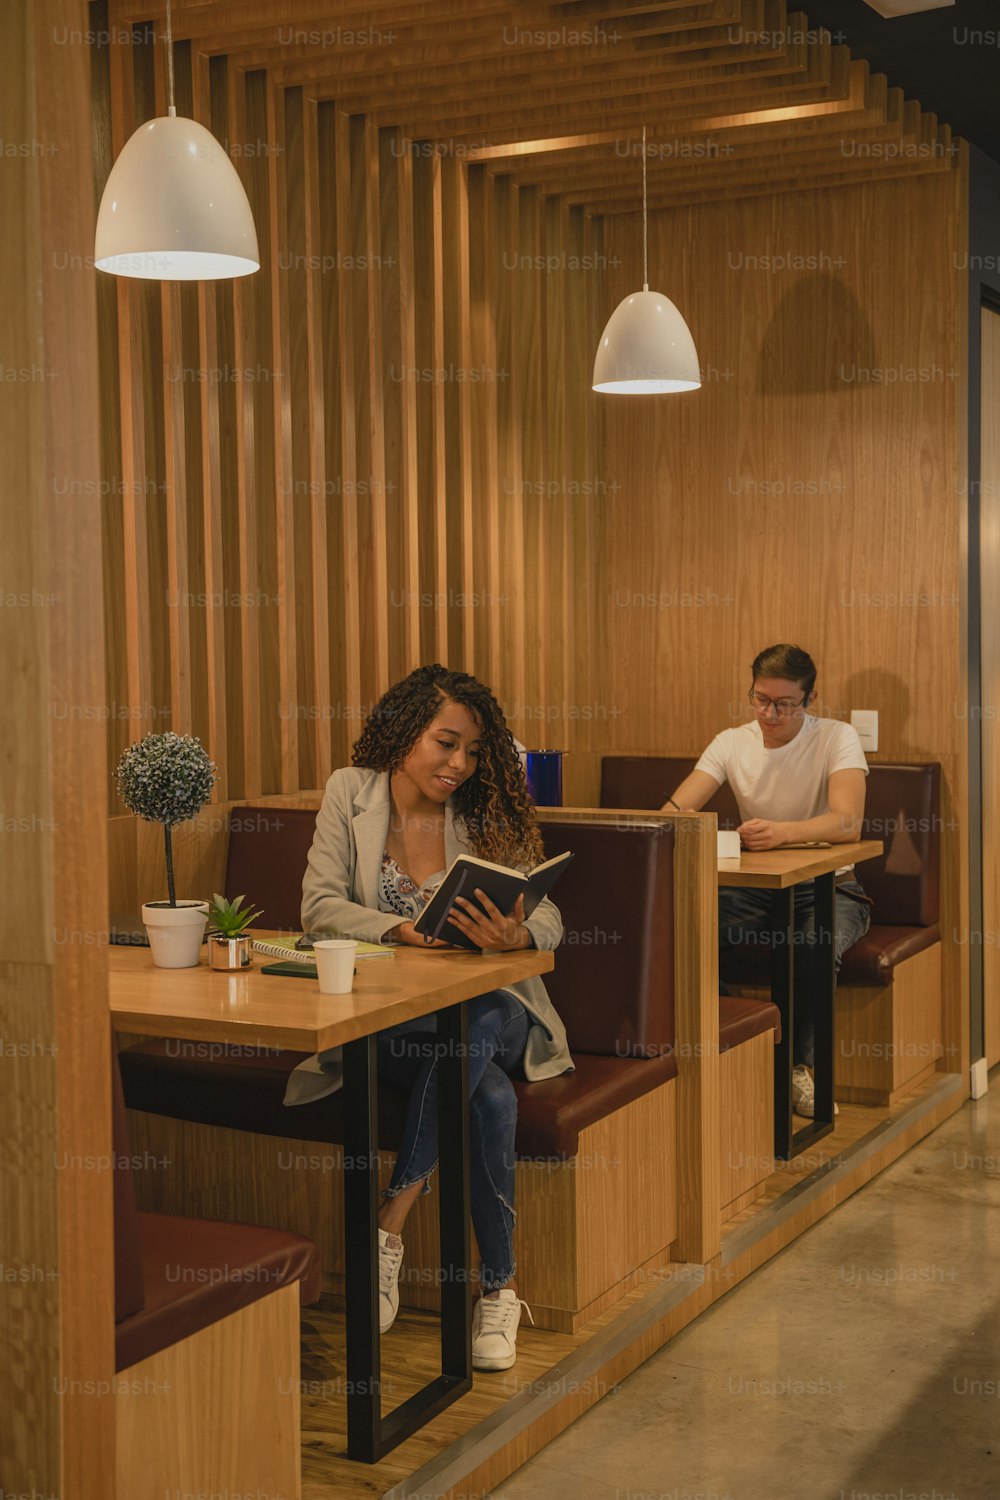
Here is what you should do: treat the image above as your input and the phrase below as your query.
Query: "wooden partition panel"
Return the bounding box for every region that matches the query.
[1,3,112,1494]
[981,306,1000,1067]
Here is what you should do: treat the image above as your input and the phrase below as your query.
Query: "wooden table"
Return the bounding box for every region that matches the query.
[717,841,883,1158]
[109,939,554,1463]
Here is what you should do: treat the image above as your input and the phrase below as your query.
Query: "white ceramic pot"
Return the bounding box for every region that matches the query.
[141,901,209,968]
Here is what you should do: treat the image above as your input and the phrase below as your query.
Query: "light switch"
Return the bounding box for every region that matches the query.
[851,709,879,753]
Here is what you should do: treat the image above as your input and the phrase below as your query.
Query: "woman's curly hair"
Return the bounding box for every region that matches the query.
[351,665,544,868]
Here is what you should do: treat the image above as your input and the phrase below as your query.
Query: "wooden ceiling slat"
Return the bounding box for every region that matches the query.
[261,34,823,127]
[326,50,860,149]
[561,119,950,203]
[102,0,962,213]
[205,2,776,78]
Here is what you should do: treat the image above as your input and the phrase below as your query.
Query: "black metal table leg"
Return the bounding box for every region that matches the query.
[435,1003,472,1383]
[342,1034,381,1462]
[788,872,837,1157]
[770,887,795,1160]
[342,1006,473,1464]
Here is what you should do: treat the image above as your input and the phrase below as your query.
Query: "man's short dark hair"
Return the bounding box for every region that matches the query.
[751,644,817,698]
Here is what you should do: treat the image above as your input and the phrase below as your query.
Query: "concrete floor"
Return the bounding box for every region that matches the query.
[497,1092,1000,1500]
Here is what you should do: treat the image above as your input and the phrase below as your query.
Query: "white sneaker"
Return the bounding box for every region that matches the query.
[378,1228,404,1333]
[792,1065,815,1117]
[792,1066,839,1119]
[471,1289,534,1371]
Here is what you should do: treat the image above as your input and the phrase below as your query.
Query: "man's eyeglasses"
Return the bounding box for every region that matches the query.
[748,689,807,716]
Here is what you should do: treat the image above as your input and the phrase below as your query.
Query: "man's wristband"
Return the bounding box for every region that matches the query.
[665,797,682,812]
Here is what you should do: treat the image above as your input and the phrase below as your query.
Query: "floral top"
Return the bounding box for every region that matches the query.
[377,852,446,923]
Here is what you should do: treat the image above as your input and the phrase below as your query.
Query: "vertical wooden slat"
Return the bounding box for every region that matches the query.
[518,186,546,724]
[108,28,152,737]
[494,175,527,718]
[270,78,302,790]
[391,130,422,671]
[275,83,310,792]
[333,107,362,729]
[353,115,390,694]
[413,149,448,665]
[303,94,332,778]
[441,157,474,669]
[193,49,229,801]
[229,65,261,796]
[467,164,502,690]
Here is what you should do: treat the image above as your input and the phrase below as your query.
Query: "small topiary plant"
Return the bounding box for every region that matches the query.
[116,732,218,907]
[207,892,264,939]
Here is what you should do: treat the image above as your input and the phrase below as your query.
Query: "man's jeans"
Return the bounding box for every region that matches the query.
[718,878,871,1067]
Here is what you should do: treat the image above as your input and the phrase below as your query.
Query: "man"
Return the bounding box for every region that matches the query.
[660,644,871,1117]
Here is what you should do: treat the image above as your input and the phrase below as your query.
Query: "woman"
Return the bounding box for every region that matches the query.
[287,664,572,1371]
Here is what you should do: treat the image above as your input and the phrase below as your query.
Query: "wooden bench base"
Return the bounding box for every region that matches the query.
[835,944,944,1105]
[127,1079,677,1336]
[720,1030,774,1222]
[116,1283,301,1500]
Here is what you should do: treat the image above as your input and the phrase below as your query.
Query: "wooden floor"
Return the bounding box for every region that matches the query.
[297,1071,964,1499]
[299,1262,685,1497]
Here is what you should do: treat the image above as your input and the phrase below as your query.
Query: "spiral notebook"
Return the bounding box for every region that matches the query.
[251,935,394,965]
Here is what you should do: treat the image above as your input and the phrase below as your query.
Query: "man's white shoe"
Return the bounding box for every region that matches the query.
[378,1228,404,1333]
[791,1064,815,1117]
[791,1065,838,1119]
[471,1289,534,1371]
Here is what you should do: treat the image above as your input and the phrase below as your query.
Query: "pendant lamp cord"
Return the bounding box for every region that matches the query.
[641,123,648,293]
[165,0,176,117]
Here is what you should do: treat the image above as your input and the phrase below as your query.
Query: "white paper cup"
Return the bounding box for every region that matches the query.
[313,939,357,995]
[717,830,742,861]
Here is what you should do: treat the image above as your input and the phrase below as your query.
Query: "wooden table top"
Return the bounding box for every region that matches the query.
[716,839,883,888]
[108,937,554,1051]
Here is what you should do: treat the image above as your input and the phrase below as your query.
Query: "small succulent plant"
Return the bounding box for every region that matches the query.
[207,892,264,939]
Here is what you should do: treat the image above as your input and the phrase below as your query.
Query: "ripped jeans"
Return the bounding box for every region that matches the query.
[376,990,529,1293]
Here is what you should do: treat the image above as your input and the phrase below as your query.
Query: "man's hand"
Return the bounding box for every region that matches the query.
[447,890,531,951]
[738,818,788,851]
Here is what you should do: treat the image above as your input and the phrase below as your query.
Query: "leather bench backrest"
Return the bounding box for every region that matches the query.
[857,762,941,926]
[600,755,741,827]
[225,806,319,930]
[538,819,675,1058]
[599,755,941,927]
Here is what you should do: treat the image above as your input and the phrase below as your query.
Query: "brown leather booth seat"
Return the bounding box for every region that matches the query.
[600,756,942,988]
[119,815,683,1163]
[119,1036,680,1164]
[719,996,781,1052]
[113,1046,321,1372]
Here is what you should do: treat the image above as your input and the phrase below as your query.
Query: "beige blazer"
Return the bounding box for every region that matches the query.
[284,766,573,1104]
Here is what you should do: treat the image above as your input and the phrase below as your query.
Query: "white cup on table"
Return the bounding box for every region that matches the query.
[313,939,357,994]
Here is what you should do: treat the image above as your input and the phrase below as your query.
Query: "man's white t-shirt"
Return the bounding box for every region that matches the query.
[695,716,868,873]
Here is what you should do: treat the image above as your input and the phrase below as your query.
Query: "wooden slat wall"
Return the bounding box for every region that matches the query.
[981,306,1000,1069]
[95,27,604,894]
[2,3,113,1494]
[596,168,970,1077]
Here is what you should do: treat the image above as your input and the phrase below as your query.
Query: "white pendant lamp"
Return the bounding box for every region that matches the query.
[95,0,259,280]
[593,127,700,395]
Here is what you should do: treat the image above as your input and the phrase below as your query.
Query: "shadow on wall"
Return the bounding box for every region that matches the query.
[756,274,877,395]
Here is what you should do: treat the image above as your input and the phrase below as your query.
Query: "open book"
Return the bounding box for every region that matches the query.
[412,850,573,951]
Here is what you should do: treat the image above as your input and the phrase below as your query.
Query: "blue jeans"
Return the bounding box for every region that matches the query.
[718,878,871,1067]
[376,990,529,1293]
